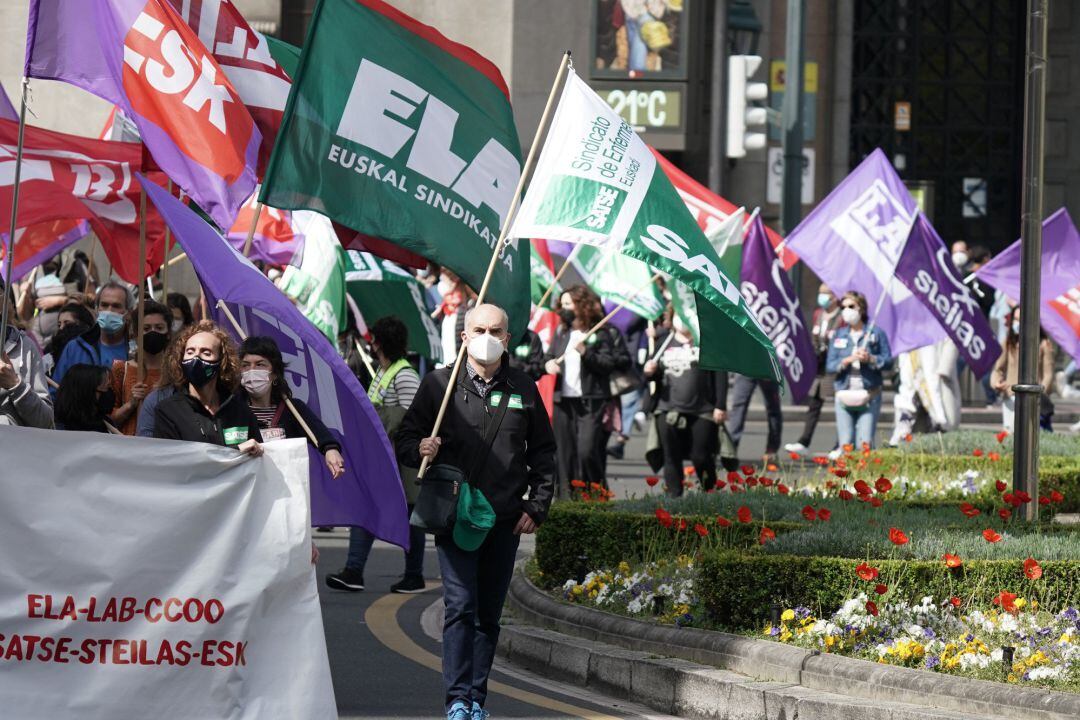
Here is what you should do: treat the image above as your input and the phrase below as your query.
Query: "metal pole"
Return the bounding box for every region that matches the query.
[0,78,29,345]
[780,0,805,238]
[708,0,729,196]
[1013,0,1048,522]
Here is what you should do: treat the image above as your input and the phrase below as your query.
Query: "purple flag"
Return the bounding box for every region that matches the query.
[894,214,1001,376]
[785,149,947,354]
[2,221,91,282]
[740,216,816,401]
[0,82,16,121]
[26,0,260,230]
[139,175,409,548]
[975,208,1080,364]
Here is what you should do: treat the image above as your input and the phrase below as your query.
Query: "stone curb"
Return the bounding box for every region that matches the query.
[505,571,1080,720]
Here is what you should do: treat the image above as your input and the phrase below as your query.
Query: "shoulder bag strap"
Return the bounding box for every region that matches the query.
[466,385,511,484]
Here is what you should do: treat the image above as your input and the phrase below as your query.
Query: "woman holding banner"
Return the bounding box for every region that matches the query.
[826,291,892,452]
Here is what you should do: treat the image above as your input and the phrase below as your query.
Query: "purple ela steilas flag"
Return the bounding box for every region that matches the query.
[893,214,1001,377]
[975,208,1080,365]
[25,0,260,230]
[739,215,817,401]
[785,149,947,354]
[139,174,409,548]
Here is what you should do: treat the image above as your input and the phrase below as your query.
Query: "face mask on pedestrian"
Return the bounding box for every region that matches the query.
[97,311,125,335]
[437,277,454,296]
[952,251,969,269]
[1012,321,1021,335]
[96,388,116,418]
[171,319,184,334]
[141,331,169,355]
[817,293,832,309]
[181,357,220,388]
[841,308,861,326]
[241,369,273,397]
[558,308,576,326]
[467,332,505,364]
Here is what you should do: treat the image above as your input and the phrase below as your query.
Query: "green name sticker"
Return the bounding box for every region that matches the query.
[223,426,250,446]
[490,392,524,410]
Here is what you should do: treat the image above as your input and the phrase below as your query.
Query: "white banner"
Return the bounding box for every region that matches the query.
[0,430,337,720]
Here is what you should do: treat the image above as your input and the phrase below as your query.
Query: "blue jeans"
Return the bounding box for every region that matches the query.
[835,392,883,449]
[346,504,426,579]
[620,387,643,437]
[625,15,650,72]
[436,519,520,711]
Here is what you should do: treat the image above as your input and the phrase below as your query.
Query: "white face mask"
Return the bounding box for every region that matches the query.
[171,319,184,334]
[437,278,454,295]
[952,251,969,268]
[241,369,273,397]
[841,308,861,326]
[467,333,504,364]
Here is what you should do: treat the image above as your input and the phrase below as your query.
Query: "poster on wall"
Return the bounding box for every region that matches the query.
[591,0,689,80]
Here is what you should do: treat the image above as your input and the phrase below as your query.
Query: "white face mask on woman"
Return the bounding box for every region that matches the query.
[841,308,862,326]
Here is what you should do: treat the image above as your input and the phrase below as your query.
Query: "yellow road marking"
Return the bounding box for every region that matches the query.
[365,591,623,720]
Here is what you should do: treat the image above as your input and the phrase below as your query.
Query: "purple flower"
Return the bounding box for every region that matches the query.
[923,627,936,640]
[795,606,811,620]
[965,633,975,643]
[924,655,940,670]
[769,626,781,637]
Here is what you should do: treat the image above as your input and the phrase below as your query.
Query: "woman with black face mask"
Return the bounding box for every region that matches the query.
[55,364,113,432]
[46,303,97,373]
[153,320,263,457]
[106,300,172,435]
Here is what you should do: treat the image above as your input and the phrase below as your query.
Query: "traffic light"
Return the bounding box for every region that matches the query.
[726,55,768,158]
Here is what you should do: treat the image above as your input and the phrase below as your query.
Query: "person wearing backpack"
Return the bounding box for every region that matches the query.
[325,316,426,594]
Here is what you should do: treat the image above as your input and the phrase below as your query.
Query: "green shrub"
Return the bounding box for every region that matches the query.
[696,552,1080,630]
[903,429,1080,457]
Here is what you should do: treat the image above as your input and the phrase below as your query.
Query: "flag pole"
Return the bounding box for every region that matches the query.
[135,190,148,381]
[536,243,582,309]
[353,338,379,380]
[0,78,30,345]
[15,267,39,316]
[216,299,322,448]
[161,181,173,301]
[418,50,573,479]
[241,202,263,257]
[555,271,663,363]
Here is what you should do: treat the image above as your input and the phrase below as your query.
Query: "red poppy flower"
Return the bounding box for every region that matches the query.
[988,451,1001,462]
[874,583,888,595]
[655,508,673,528]
[737,506,752,523]
[767,463,779,472]
[801,505,817,522]
[590,482,604,491]
[729,484,742,493]
[865,600,879,616]
[645,475,660,487]
[677,518,689,531]
[684,466,696,477]
[817,508,832,522]
[1002,492,1016,507]
[813,456,829,466]
[843,443,855,453]
[869,497,884,508]
[995,430,1009,443]
[789,452,801,461]
[855,562,879,581]
[777,483,790,495]
[998,508,1012,521]
[741,465,755,476]
[973,448,984,458]
[832,468,851,478]
[570,479,587,489]
[716,479,728,490]
[758,526,776,544]
[760,477,774,487]
[746,476,759,487]
[875,477,893,494]
[943,553,963,568]
[872,457,883,465]
[949,596,962,608]
[992,591,1018,613]
[581,493,592,502]
[727,471,741,484]
[983,528,1003,543]
[1050,490,1065,503]
[694,523,709,537]
[903,433,913,443]
[854,480,872,496]
[1015,491,1031,504]
[888,527,909,545]
[1023,557,1043,580]
[995,480,1007,493]
[838,490,854,501]
[959,502,981,518]
[857,459,868,470]
[1039,496,1051,506]
[716,516,732,528]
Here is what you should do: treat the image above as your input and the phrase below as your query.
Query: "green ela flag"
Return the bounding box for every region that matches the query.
[670,209,745,342]
[278,211,348,342]
[571,245,664,321]
[261,0,529,336]
[508,70,781,382]
[344,249,443,362]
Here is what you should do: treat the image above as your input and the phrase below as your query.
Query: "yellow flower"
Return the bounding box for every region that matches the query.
[1014,597,1027,609]
[618,561,631,575]
[825,636,836,648]
[572,585,584,596]
[781,609,795,622]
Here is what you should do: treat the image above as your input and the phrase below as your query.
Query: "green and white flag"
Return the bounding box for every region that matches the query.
[261,0,529,334]
[670,209,746,342]
[279,211,348,342]
[530,243,560,306]
[571,245,665,321]
[344,250,443,363]
[508,70,780,381]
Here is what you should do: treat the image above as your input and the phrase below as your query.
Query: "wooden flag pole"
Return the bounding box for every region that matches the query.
[15,267,39,317]
[167,251,188,267]
[417,50,573,480]
[554,272,663,363]
[535,243,581,310]
[135,190,148,381]
[353,338,379,380]
[241,202,263,258]
[0,78,30,345]
[216,299,323,449]
[160,181,173,301]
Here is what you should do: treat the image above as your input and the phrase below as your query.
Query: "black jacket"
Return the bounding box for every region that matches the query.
[646,337,729,415]
[508,329,545,381]
[243,393,341,455]
[154,388,263,447]
[545,324,631,401]
[396,357,556,524]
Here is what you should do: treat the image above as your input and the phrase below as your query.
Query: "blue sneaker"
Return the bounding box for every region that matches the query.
[447,700,470,720]
[471,701,489,720]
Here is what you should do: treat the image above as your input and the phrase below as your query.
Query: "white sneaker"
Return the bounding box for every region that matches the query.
[1070,420,1080,434]
[634,411,647,430]
[827,448,844,461]
[784,442,808,456]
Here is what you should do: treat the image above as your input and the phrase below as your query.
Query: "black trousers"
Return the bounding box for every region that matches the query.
[725,376,783,455]
[552,397,608,497]
[658,413,718,497]
[797,377,825,447]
